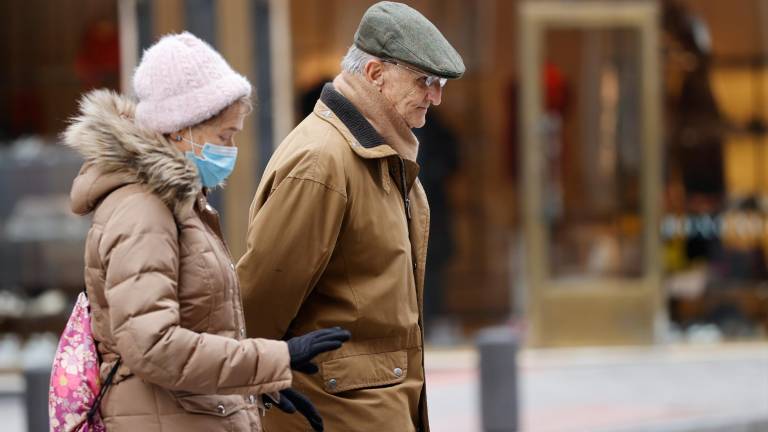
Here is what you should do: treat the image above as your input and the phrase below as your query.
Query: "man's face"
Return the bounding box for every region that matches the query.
[380,61,444,128]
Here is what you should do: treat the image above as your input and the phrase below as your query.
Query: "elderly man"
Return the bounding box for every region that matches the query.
[237,2,464,430]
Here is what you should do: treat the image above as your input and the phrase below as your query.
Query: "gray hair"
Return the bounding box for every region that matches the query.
[340,45,378,75]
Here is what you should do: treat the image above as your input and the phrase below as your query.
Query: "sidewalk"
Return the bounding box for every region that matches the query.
[425,342,768,432]
[1,343,766,431]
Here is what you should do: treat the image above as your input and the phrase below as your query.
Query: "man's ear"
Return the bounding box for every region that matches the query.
[363,59,384,87]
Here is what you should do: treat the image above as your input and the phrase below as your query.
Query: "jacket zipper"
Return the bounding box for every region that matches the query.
[398,157,418,278]
[399,157,412,222]
[398,157,428,431]
[198,201,246,338]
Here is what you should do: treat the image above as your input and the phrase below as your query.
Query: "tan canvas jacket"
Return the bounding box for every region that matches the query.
[238,80,431,432]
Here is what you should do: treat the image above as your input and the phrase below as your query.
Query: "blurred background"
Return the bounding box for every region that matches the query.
[1,0,767,431]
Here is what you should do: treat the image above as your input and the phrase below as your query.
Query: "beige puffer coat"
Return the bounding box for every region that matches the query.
[64,89,292,432]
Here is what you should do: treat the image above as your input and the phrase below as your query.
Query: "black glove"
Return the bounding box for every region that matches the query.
[263,388,323,431]
[287,327,351,374]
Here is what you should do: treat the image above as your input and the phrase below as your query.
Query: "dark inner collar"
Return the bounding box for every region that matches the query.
[320,83,386,149]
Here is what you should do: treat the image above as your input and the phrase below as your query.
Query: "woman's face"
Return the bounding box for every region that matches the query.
[170,102,248,155]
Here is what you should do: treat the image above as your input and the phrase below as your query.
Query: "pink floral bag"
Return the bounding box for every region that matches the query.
[48,291,119,432]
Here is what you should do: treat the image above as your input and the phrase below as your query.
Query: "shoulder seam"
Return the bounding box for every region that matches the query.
[280,176,348,200]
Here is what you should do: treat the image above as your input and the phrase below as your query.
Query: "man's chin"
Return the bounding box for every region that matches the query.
[409,114,428,129]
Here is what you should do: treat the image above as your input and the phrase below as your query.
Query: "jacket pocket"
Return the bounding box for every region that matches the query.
[320,349,408,394]
[174,393,246,417]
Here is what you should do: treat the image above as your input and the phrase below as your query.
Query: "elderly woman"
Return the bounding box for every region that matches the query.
[62,32,348,432]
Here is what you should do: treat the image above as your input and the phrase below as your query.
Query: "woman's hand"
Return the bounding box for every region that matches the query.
[286,327,351,374]
[263,388,324,431]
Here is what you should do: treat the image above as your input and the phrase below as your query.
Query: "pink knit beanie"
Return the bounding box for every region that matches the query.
[133,32,252,134]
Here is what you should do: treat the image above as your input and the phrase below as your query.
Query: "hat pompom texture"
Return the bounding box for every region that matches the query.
[133,32,252,134]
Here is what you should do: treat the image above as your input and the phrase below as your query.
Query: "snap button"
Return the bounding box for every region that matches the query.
[393,367,403,378]
[249,394,257,404]
[327,378,338,390]
[239,328,246,337]
[230,263,235,270]
[217,403,226,415]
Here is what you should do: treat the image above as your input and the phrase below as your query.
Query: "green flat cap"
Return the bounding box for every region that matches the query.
[354,1,465,79]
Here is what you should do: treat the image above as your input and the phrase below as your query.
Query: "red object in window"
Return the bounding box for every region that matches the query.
[75,20,120,89]
[544,62,568,114]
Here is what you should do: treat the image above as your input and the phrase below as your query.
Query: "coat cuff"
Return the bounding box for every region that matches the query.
[250,339,292,394]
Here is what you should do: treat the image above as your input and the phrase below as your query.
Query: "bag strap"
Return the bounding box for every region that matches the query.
[86,358,121,425]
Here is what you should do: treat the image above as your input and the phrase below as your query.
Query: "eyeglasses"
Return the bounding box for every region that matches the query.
[382,59,447,89]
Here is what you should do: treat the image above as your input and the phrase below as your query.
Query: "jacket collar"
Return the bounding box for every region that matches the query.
[331,72,419,161]
[319,83,385,150]
[316,85,398,161]
[315,85,421,194]
[64,89,200,217]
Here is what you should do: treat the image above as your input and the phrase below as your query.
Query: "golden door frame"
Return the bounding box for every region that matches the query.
[520,1,663,346]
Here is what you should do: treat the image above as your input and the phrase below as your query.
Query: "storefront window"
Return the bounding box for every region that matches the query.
[543,28,645,280]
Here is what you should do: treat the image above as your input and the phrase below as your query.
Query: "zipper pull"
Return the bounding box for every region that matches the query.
[399,157,412,221]
[405,196,412,220]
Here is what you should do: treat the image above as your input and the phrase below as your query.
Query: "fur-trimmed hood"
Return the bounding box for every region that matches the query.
[64,89,200,217]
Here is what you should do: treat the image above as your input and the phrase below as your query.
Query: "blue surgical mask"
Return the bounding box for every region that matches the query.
[183,132,238,188]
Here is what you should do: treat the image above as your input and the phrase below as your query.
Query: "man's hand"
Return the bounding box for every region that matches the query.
[287,327,351,374]
[263,388,324,431]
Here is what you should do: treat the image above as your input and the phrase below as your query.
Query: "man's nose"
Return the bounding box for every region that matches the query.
[427,84,442,106]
